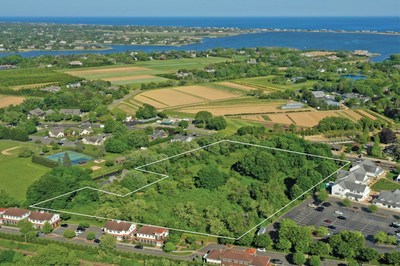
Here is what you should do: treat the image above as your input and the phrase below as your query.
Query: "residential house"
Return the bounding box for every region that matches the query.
[204,248,271,266]
[257,226,267,236]
[311,91,326,99]
[82,134,108,146]
[326,99,340,107]
[69,61,83,66]
[28,108,46,119]
[68,127,93,136]
[136,225,169,247]
[331,159,384,201]
[149,130,168,141]
[373,190,400,211]
[40,86,61,93]
[48,127,65,138]
[104,220,137,241]
[28,211,60,229]
[66,82,81,89]
[0,208,6,223]
[1,208,30,225]
[59,109,81,116]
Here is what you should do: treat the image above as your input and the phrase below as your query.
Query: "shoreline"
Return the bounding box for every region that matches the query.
[2,30,399,54]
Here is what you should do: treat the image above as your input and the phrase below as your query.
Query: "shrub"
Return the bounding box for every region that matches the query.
[63,229,76,239]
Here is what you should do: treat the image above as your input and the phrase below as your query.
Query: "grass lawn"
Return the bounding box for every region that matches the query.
[0,140,49,200]
[218,118,263,137]
[371,178,400,192]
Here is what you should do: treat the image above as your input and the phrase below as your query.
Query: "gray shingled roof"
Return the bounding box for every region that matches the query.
[373,190,400,208]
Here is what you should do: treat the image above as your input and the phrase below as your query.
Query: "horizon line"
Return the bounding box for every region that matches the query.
[1,15,399,18]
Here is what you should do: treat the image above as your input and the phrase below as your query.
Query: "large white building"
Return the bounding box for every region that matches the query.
[331,160,384,201]
[103,220,136,241]
[136,225,169,247]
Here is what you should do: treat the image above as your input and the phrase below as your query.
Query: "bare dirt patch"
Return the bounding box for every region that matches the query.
[218,82,258,91]
[0,96,25,108]
[91,166,102,171]
[66,66,149,76]
[268,113,295,125]
[103,75,156,82]
[286,111,341,127]
[1,146,20,156]
[134,95,169,109]
[240,115,268,122]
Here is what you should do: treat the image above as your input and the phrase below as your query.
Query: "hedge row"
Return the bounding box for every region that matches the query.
[31,155,59,168]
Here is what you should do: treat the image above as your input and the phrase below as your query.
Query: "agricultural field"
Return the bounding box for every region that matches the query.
[0,68,80,88]
[0,95,26,108]
[234,76,317,91]
[63,57,228,86]
[131,85,243,110]
[0,140,49,200]
[265,109,381,127]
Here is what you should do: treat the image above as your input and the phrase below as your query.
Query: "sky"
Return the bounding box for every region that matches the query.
[0,0,399,17]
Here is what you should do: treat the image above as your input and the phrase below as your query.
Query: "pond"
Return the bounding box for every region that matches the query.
[341,74,368,80]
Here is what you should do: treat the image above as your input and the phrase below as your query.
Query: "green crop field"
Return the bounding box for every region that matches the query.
[62,57,228,87]
[0,68,80,88]
[0,140,49,200]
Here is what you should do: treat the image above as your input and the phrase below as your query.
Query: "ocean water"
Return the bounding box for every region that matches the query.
[1,16,399,31]
[0,17,399,61]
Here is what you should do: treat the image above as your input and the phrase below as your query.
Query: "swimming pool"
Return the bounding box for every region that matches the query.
[47,151,92,165]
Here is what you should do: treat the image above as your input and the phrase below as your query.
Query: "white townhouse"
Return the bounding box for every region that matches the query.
[136,225,169,247]
[48,127,65,138]
[103,220,136,241]
[1,208,30,225]
[28,211,61,229]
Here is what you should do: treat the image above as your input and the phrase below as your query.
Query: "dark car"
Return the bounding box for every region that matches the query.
[315,207,325,212]
[94,239,101,244]
[76,226,86,232]
[337,216,347,220]
[271,259,283,265]
[322,202,331,207]
[323,219,332,224]
[60,224,68,228]
[328,225,336,230]
[134,245,144,249]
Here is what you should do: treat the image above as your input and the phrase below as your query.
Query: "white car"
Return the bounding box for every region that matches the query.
[308,203,317,208]
[334,210,343,215]
[257,248,266,252]
[396,232,400,237]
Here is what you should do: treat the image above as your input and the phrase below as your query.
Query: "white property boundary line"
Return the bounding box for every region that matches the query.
[30,139,351,240]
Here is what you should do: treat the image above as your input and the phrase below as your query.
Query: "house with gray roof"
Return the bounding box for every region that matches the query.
[373,190,400,211]
[331,159,384,201]
[48,127,65,138]
[311,91,326,99]
[82,134,108,146]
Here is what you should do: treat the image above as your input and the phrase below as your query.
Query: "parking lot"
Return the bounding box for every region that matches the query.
[53,224,104,240]
[272,197,400,252]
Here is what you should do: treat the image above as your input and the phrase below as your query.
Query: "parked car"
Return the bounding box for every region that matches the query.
[396,232,400,238]
[76,226,86,232]
[271,259,283,265]
[322,202,331,207]
[324,219,332,224]
[60,224,68,228]
[315,207,325,212]
[134,245,144,249]
[328,225,336,230]
[337,216,347,220]
[334,210,343,215]
[391,222,400,228]
[94,239,101,244]
[257,248,266,252]
[308,203,317,208]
